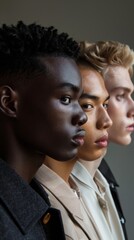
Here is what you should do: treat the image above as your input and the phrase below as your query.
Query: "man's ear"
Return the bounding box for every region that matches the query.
[0,86,18,117]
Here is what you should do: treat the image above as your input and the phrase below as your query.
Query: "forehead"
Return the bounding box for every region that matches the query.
[79,67,108,96]
[104,66,134,93]
[40,56,82,89]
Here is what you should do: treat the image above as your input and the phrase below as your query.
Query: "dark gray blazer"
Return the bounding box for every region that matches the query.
[0,159,65,240]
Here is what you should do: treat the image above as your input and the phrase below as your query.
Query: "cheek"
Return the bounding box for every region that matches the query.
[82,117,95,144]
[47,111,72,138]
[83,127,94,148]
[78,133,93,159]
[108,118,125,140]
[45,102,70,126]
[82,116,93,131]
[53,112,71,128]
[108,102,124,123]
[108,104,126,126]
[107,100,118,116]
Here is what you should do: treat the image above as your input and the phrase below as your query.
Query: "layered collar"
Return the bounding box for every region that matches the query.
[35,164,83,220]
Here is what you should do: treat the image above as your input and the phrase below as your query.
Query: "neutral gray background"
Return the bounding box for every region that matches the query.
[0,0,134,239]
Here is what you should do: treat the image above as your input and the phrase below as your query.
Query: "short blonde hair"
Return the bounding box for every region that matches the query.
[78,41,134,77]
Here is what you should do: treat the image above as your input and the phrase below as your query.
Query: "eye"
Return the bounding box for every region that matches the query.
[116,93,125,101]
[103,102,109,109]
[60,96,71,105]
[81,103,93,110]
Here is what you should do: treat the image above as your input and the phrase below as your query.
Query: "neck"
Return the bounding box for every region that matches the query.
[0,131,44,183]
[9,153,44,183]
[78,156,103,178]
[44,156,76,184]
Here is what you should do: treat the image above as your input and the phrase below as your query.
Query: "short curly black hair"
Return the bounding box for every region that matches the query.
[0,21,80,86]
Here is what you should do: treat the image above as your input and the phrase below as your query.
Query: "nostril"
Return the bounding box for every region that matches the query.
[79,112,87,126]
[72,104,88,126]
[127,109,134,118]
[104,118,112,129]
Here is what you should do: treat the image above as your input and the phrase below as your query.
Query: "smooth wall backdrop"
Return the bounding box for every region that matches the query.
[0,0,134,239]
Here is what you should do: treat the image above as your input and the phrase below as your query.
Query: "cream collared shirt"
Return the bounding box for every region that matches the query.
[71,161,125,240]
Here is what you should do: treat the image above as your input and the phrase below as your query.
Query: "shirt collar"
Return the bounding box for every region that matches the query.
[72,161,108,197]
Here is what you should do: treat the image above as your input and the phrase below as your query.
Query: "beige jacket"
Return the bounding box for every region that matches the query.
[35,164,100,240]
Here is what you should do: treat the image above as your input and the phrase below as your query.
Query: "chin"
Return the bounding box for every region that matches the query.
[49,148,77,162]
[80,151,106,161]
[111,136,132,146]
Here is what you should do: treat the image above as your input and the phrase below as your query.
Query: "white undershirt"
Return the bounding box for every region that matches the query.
[71,161,125,240]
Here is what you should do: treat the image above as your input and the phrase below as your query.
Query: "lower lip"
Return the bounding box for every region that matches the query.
[72,137,85,147]
[95,140,108,148]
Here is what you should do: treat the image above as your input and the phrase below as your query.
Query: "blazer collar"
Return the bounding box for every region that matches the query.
[36,164,83,220]
[0,159,49,234]
[36,164,100,240]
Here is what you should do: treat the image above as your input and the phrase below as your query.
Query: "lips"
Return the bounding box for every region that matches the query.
[95,135,108,148]
[127,123,134,132]
[72,130,85,147]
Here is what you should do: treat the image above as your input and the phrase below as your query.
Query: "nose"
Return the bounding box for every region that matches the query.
[97,108,113,130]
[72,104,87,126]
[127,98,134,118]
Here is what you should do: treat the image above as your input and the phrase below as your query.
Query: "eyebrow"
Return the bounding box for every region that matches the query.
[57,83,81,93]
[80,93,110,101]
[112,86,134,93]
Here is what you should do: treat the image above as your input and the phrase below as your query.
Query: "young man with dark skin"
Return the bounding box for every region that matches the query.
[0,21,87,240]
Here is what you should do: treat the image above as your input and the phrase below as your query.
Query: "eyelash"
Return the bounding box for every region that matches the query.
[116,94,125,101]
[81,103,93,110]
[60,96,71,105]
[81,102,108,110]
[103,103,109,109]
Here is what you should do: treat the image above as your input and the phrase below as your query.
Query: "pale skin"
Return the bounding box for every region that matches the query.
[79,65,134,177]
[44,66,112,183]
[105,66,134,145]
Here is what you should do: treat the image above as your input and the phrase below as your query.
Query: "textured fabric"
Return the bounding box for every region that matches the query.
[35,164,100,240]
[72,161,125,240]
[0,158,65,240]
[99,159,128,240]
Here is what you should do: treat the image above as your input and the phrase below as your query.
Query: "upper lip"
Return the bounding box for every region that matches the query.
[127,123,134,128]
[73,129,86,139]
[95,134,108,143]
